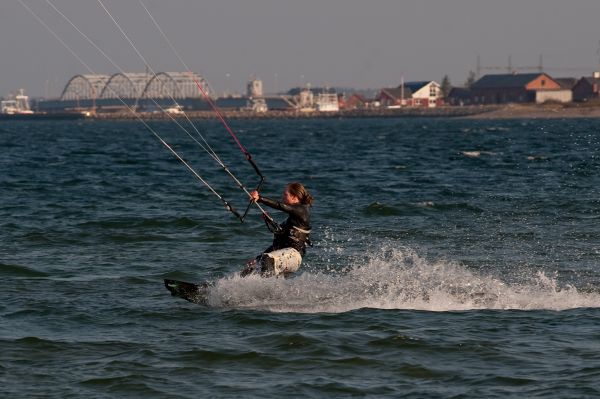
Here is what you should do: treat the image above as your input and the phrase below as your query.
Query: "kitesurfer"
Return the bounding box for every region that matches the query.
[241,182,313,277]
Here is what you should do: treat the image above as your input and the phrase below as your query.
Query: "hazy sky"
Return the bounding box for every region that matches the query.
[2,0,600,98]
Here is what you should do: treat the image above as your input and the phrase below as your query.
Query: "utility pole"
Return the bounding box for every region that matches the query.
[596,40,600,75]
[400,75,405,106]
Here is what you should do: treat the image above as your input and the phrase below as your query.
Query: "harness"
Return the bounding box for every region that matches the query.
[274,225,311,253]
[291,226,312,247]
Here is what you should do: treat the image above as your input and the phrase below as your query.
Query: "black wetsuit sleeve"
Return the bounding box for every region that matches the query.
[258,196,309,224]
[258,196,294,213]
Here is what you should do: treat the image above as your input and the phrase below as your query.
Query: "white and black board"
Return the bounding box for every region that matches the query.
[164,279,211,305]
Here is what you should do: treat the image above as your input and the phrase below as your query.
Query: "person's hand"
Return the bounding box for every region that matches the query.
[250,190,260,202]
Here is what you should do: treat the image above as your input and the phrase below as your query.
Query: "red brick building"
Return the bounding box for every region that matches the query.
[342,94,369,110]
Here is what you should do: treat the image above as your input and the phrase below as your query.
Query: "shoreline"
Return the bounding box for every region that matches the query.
[19,103,600,121]
[460,102,600,119]
[100,103,600,120]
[91,106,497,120]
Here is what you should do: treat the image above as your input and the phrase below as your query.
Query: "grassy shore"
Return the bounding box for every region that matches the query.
[462,102,600,119]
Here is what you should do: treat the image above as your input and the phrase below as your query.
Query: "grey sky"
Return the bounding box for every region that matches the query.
[1,0,599,98]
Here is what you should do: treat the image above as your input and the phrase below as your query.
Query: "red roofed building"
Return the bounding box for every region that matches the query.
[470,73,571,104]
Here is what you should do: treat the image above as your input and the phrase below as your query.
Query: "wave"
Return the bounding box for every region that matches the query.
[78,216,200,230]
[0,263,48,278]
[362,202,405,217]
[362,201,483,217]
[203,246,600,313]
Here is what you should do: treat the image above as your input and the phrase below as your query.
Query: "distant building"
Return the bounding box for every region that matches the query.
[246,78,267,112]
[378,87,411,107]
[572,74,600,102]
[555,77,578,90]
[447,87,473,106]
[264,97,295,111]
[283,86,342,110]
[470,73,572,104]
[377,81,443,108]
[298,88,314,110]
[343,93,369,110]
[247,78,264,98]
[403,81,443,107]
[315,93,339,112]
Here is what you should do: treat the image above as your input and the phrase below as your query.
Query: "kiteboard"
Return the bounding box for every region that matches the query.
[164,279,212,305]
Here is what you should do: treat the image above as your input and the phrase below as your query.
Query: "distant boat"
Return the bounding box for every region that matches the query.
[315,93,339,112]
[1,89,88,120]
[163,104,184,114]
[1,89,34,115]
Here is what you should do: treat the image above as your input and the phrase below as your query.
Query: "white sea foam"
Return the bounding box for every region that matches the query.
[461,150,497,158]
[207,246,600,313]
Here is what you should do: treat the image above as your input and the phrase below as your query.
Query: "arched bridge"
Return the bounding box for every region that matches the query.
[60,71,212,101]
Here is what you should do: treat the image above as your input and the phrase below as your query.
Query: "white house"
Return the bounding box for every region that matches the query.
[378,81,443,108]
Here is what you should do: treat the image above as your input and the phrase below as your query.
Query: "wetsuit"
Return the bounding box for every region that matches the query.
[241,196,311,277]
[257,196,312,255]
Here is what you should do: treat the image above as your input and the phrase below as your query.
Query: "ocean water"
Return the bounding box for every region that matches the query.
[1,117,600,398]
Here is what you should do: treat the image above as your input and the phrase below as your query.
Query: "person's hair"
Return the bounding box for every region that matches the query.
[286,182,314,206]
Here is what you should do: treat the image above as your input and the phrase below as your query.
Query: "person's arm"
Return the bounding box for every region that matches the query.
[251,190,307,219]
[257,195,292,213]
[250,190,298,214]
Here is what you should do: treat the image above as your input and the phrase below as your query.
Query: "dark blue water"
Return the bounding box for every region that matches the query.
[1,117,600,397]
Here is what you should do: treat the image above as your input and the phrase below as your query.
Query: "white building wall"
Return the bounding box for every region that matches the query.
[316,93,339,112]
[412,82,441,107]
[536,90,572,104]
[247,79,263,98]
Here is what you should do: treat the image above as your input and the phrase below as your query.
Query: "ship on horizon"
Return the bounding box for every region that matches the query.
[1,89,88,120]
